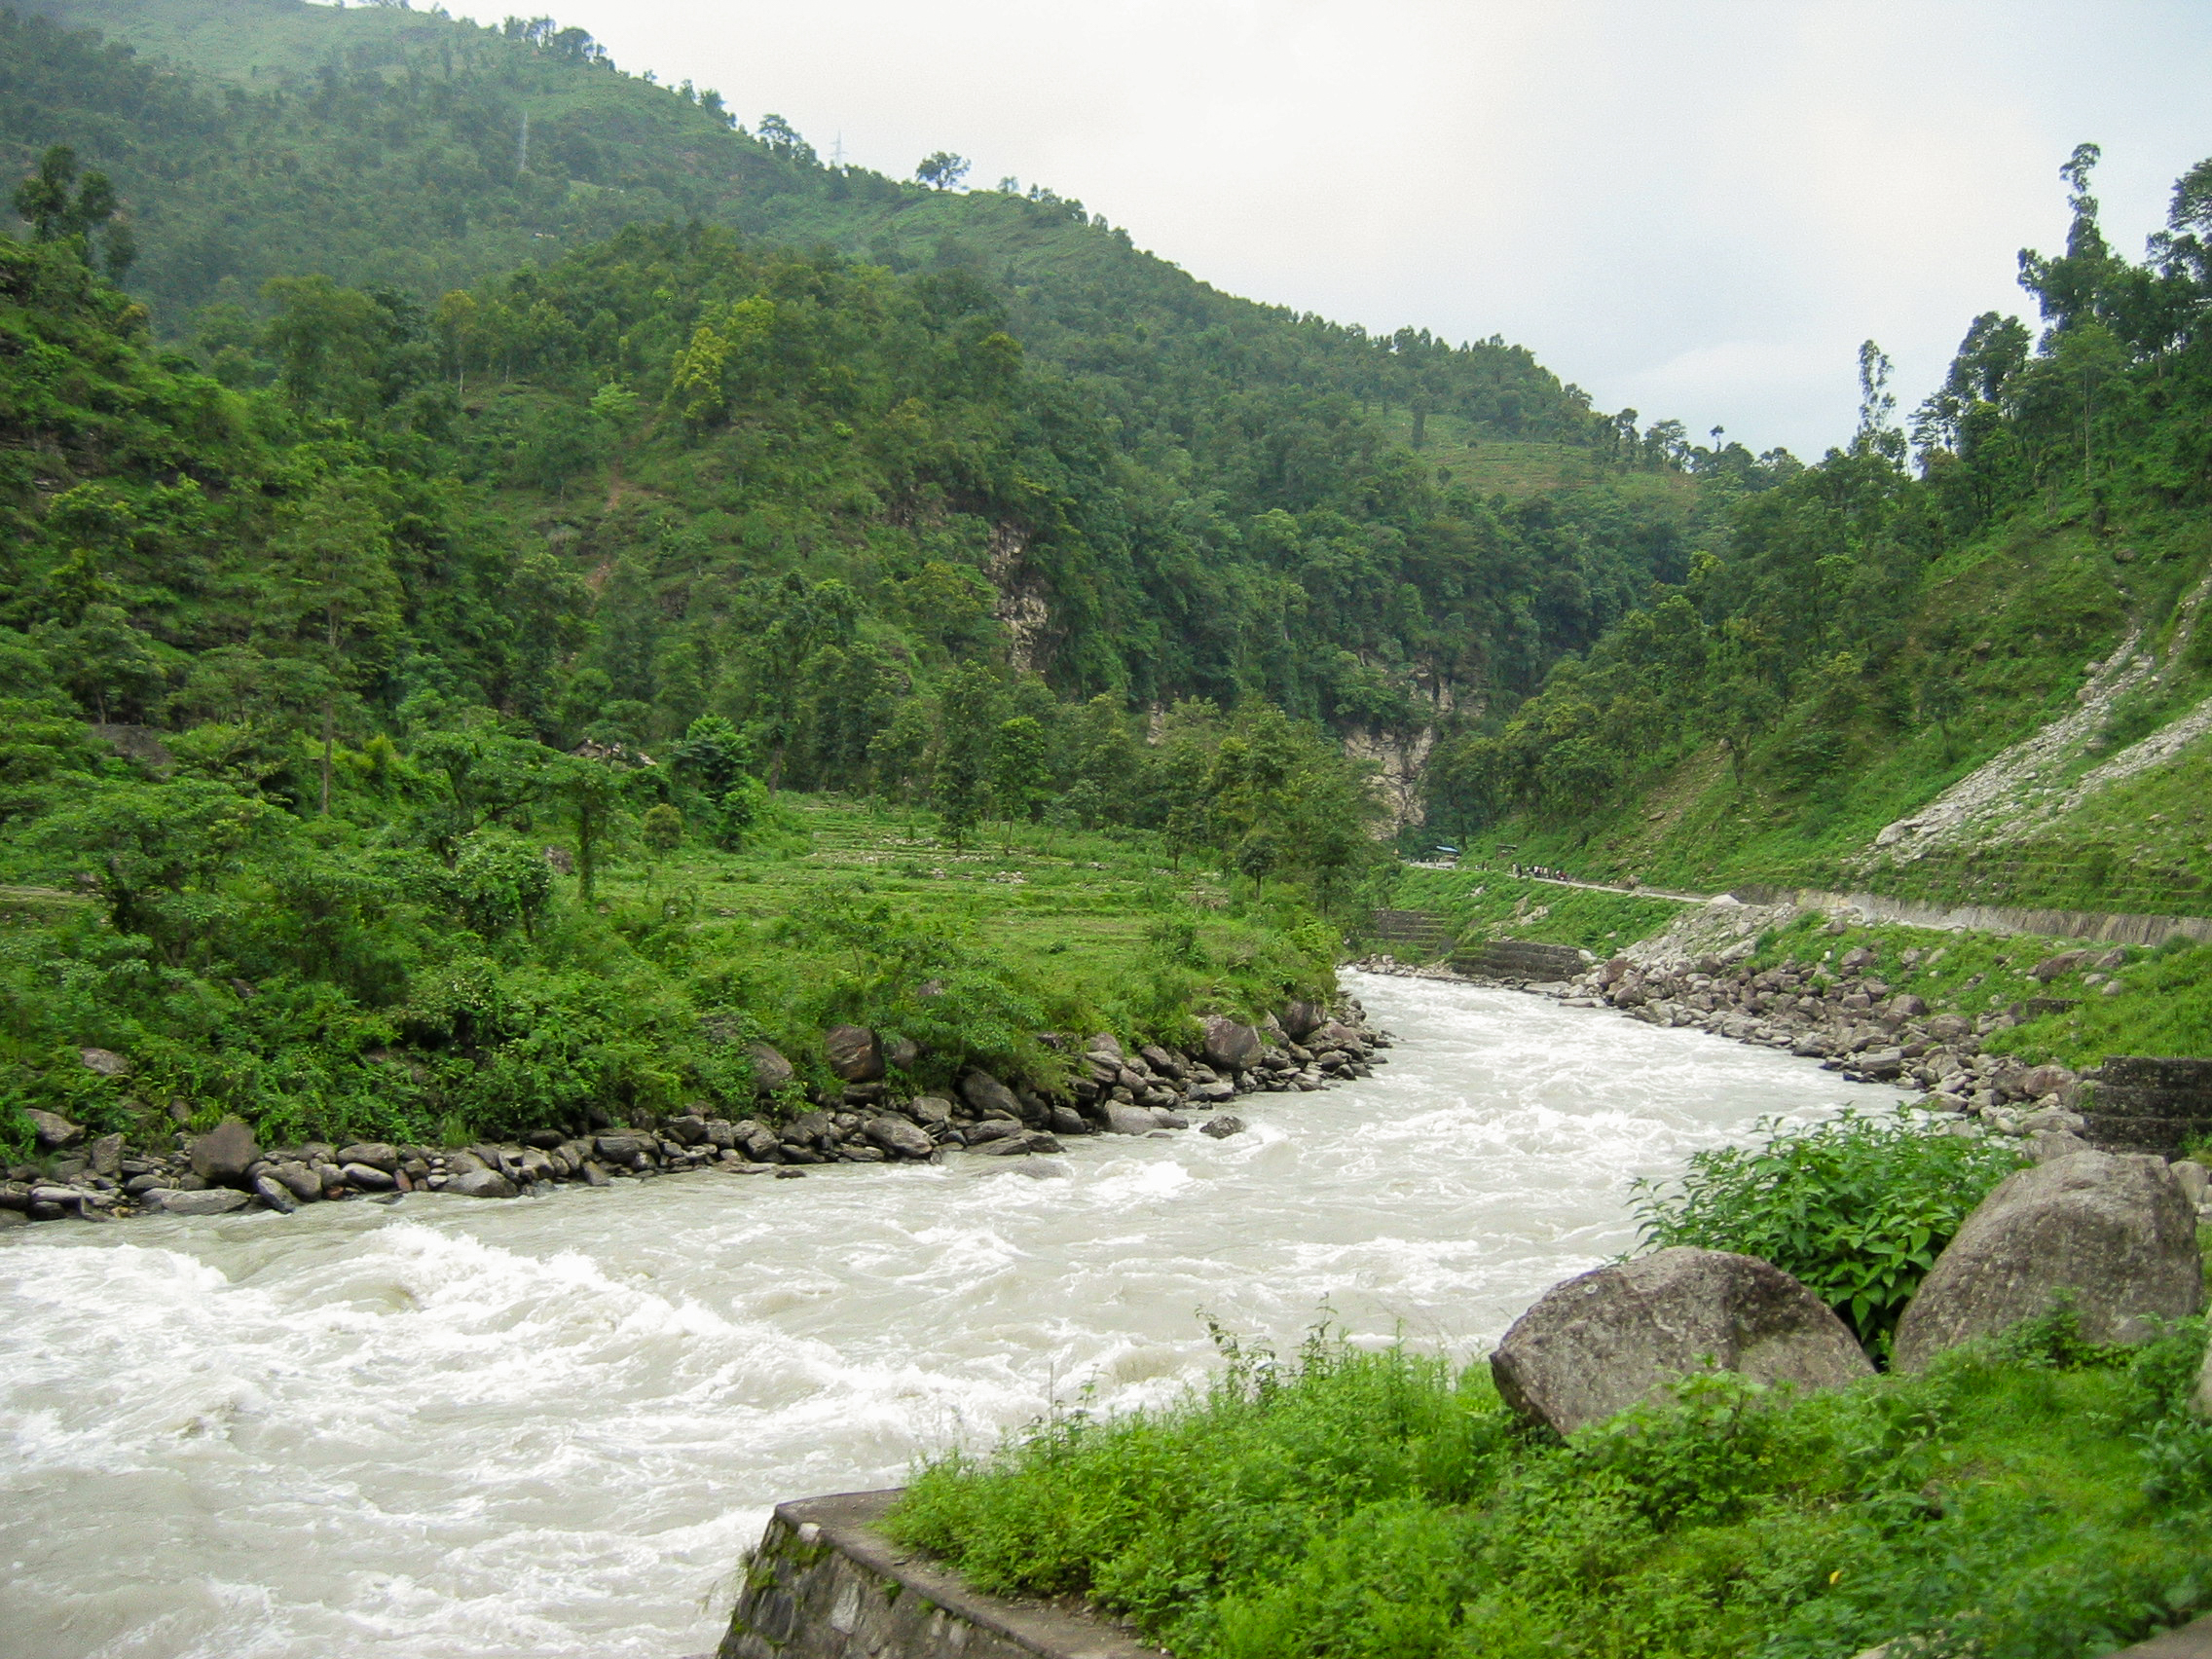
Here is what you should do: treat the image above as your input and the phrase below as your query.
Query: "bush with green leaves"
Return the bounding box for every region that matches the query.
[1632,1107,2027,1356]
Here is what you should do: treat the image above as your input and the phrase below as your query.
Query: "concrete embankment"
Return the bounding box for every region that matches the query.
[720,1490,1160,1659]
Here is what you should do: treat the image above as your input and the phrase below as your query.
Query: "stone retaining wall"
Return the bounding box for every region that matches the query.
[1729,885,2212,948]
[2081,1057,2212,1157]
[719,1490,1161,1659]
[1455,939,1589,981]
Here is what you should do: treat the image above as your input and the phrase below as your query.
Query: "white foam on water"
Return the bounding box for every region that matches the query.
[0,973,1886,1658]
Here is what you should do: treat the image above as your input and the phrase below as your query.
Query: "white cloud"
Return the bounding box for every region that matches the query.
[442,0,2212,456]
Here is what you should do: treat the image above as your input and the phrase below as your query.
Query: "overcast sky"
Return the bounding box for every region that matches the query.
[446,0,2209,457]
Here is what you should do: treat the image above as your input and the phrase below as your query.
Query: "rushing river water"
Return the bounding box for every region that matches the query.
[0,973,1885,1659]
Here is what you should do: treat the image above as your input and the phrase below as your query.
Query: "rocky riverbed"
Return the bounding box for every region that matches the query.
[0,1003,1389,1229]
[1360,905,2106,1152]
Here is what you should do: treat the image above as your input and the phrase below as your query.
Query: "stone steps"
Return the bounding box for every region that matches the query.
[1368,908,1456,958]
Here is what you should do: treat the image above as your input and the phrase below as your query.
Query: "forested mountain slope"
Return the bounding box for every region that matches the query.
[0,0,1733,749]
[1422,148,2212,919]
[8,0,1597,449]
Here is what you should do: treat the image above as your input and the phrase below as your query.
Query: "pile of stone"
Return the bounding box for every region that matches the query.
[0,999,1389,1228]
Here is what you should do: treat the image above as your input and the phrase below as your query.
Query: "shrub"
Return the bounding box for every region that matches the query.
[1632,1107,2026,1356]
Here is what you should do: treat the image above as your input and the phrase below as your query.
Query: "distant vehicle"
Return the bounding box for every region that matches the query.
[1432,845,1460,858]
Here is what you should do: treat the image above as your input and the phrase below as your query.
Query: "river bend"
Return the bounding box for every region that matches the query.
[0,972,1882,1659]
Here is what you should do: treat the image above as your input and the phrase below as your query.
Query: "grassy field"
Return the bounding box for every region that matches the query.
[0,790,1339,1157]
[1384,866,1694,956]
[562,793,1337,1094]
[1367,409,1696,506]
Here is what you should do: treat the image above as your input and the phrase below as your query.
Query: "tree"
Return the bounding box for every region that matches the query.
[934,663,1000,847]
[1854,340,1904,463]
[715,773,768,851]
[11,145,132,276]
[271,478,401,814]
[408,711,556,864]
[642,802,684,854]
[756,114,816,164]
[990,715,1051,851]
[916,151,971,192]
[38,603,165,724]
[550,753,629,901]
[33,778,277,942]
[671,715,753,799]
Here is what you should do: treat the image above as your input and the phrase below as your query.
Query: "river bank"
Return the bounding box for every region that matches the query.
[1354,889,2212,1161]
[0,971,1878,1659]
[1,1003,1392,1229]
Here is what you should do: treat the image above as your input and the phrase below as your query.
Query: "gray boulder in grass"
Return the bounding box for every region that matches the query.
[1490,1246,1874,1436]
[1891,1150,2202,1371]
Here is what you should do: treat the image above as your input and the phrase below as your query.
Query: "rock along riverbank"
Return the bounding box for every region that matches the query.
[0,1001,1392,1230]
[1372,891,2190,1127]
[1357,897,2212,1229]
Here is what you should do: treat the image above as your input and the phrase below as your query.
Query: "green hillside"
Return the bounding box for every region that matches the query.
[7,0,1600,454]
[1419,147,2212,920]
[2,0,1727,723]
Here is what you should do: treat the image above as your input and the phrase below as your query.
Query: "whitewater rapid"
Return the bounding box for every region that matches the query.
[0,972,1884,1659]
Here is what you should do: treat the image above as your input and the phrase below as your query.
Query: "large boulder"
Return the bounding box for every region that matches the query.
[158,1188,250,1217]
[862,1116,934,1161]
[958,1070,1024,1121]
[1101,1101,1159,1136]
[747,1043,795,1095]
[824,1025,885,1083]
[1892,1151,2203,1370]
[1308,1019,1367,1053]
[189,1117,260,1185]
[23,1108,82,1151]
[732,1121,781,1162]
[1201,1015,1263,1073]
[1490,1246,1873,1436]
[445,1168,518,1198]
[1279,1000,1327,1040]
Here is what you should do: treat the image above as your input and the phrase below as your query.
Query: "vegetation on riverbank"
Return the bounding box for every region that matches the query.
[1634,1107,2027,1354]
[0,786,1339,1161]
[1386,867,1693,956]
[1737,911,2212,1073]
[1367,857,2212,1080]
[891,1310,2212,1659]
[893,1111,2209,1657]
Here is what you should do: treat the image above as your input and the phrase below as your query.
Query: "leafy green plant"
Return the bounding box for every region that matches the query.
[1633,1107,2027,1355]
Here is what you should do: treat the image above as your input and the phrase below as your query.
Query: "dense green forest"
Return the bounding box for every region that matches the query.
[0,0,1755,1159]
[0,0,1678,1150]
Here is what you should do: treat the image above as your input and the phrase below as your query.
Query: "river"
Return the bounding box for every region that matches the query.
[0,972,1883,1659]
